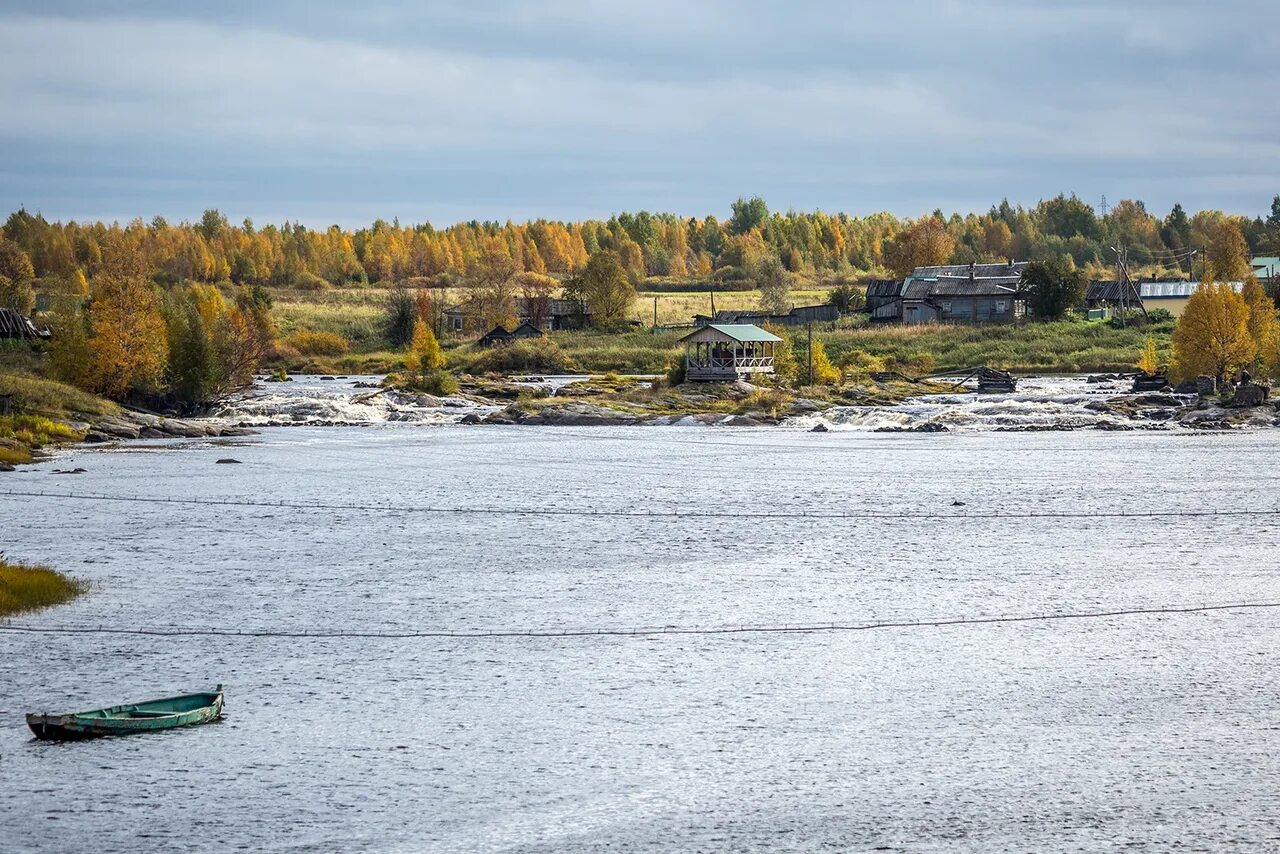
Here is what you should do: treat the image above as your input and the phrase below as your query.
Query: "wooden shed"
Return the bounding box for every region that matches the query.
[678,324,781,382]
[478,325,513,347]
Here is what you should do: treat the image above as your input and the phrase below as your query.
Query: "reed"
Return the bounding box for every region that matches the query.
[0,558,88,617]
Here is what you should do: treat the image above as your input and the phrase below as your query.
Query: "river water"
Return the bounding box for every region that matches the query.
[3,416,1280,851]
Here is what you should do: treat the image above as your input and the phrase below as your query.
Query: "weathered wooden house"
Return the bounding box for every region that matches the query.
[0,308,50,340]
[510,321,545,340]
[693,303,841,328]
[869,262,1028,324]
[477,325,514,347]
[444,297,589,336]
[678,324,781,382]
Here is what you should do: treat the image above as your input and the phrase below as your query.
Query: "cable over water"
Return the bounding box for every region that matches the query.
[1,489,1277,520]
[3,600,1276,640]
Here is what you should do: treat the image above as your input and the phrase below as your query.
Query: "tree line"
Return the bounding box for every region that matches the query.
[3,196,1278,303]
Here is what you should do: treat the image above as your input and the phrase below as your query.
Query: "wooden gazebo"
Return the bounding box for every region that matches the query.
[678,324,781,382]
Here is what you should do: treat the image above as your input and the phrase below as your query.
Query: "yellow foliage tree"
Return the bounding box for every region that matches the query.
[885,217,955,277]
[807,339,841,386]
[86,273,169,398]
[1171,282,1255,382]
[405,319,445,373]
[1137,336,1159,375]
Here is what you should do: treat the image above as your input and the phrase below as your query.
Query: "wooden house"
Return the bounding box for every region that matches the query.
[693,304,841,328]
[511,321,545,340]
[678,324,781,382]
[477,325,513,347]
[444,297,589,336]
[870,262,1028,324]
[0,308,50,340]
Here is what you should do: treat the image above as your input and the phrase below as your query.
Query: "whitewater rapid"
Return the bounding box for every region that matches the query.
[787,376,1184,432]
[212,375,494,427]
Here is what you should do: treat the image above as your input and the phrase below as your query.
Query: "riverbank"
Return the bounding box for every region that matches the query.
[0,558,86,617]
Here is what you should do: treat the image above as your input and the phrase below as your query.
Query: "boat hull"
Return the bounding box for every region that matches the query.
[27,689,224,741]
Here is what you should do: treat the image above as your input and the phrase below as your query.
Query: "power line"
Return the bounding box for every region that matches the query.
[1,489,1278,521]
[1,600,1275,640]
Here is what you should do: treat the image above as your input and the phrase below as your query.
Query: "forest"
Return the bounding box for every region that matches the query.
[2,195,1279,297]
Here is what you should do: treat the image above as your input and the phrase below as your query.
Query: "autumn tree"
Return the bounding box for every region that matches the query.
[77,239,169,399]
[1241,276,1278,375]
[466,242,518,330]
[0,237,36,314]
[564,250,635,328]
[1137,336,1159,375]
[755,254,790,315]
[886,217,954,277]
[1171,283,1255,382]
[806,339,841,386]
[1205,219,1250,282]
[405,319,445,373]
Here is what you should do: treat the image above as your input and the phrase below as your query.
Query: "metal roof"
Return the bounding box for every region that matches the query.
[681,323,782,343]
[1251,256,1280,273]
[1139,281,1243,298]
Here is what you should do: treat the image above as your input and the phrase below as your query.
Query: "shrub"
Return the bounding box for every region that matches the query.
[666,358,686,386]
[455,338,578,375]
[1147,308,1175,324]
[416,370,459,396]
[293,271,331,291]
[285,330,350,356]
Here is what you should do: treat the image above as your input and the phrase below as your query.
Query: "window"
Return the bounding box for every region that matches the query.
[995,300,1007,312]
[452,316,462,331]
[941,301,952,312]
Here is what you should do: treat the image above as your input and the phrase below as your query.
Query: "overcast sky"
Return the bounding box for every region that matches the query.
[1,1,1276,226]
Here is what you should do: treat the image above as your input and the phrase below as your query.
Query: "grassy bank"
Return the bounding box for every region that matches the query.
[0,558,87,617]
[0,368,114,465]
[820,318,1173,375]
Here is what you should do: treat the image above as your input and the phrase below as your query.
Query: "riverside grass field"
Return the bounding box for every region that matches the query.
[267,284,1170,376]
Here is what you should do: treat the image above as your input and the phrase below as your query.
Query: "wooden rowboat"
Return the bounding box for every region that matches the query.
[27,686,224,741]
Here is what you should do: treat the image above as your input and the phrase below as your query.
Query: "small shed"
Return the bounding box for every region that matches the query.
[478,325,513,347]
[678,324,781,382]
[511,321,545,340]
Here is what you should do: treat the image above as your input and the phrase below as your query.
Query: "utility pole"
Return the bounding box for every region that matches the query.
[1099,194,1109,218]
[807,321,814,386]
[653,296,658,330]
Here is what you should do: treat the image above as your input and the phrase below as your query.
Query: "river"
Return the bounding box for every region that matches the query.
[3,414,1280,851]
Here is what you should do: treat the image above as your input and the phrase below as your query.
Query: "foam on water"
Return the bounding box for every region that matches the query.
[212,375,493,426]
[790,375,1171,432]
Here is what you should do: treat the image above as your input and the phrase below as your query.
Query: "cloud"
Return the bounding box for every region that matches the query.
[0,3,1276,224]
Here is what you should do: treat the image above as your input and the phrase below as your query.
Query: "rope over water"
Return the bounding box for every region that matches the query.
[0,489,1275,520]
[2,601,1276,640]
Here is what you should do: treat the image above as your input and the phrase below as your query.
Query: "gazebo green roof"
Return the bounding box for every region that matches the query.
[682,323,782,343]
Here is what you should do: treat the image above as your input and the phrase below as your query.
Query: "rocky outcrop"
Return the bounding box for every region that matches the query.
[482,402,640,426]
[83,410,257,444]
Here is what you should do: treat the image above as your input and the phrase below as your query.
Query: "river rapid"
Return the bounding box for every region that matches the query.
[3,416,1280,851]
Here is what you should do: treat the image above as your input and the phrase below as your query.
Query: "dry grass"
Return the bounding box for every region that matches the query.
[0,371,119,418]
[0,558,88,617]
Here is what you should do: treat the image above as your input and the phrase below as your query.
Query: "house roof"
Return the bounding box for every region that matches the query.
[1251,256,1280,273]
[680,323,782,344]
[1139,280,1244,298]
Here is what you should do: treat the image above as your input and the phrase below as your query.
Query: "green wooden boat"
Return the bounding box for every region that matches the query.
[27,686,224,741]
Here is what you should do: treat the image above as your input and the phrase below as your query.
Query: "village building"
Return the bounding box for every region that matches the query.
[443,297,589,336]
[692,304,841,328]
[1084,280,1146,317]
[477,325,514,347]
[1088,280,1246,318]
[868,262,1028,324]
[678,324,781,382]
[1251,256,1279,286]
[0,307,50,340]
